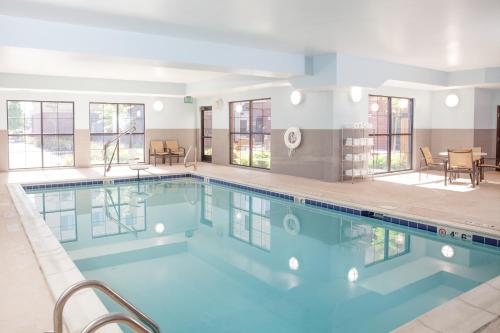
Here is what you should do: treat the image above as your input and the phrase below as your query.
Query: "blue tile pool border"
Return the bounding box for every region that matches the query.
[20,172,500,249]
[207,178,294,201]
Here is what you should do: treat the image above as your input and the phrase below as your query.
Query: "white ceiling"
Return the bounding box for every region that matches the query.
[1,0,499,71]
[0,47,228,83]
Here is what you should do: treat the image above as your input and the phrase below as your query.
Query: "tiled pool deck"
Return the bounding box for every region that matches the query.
[1,163,499,332]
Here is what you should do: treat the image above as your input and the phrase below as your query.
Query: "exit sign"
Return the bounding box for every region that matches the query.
[184,96,193,104]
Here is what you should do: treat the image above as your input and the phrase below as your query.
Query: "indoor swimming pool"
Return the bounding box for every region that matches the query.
[24,177,500,333]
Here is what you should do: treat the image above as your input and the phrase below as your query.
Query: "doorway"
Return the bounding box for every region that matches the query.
[201,106,212,162]
[368,95,414,174]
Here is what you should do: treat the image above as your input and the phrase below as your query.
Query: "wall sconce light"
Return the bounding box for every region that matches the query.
[445,94,459,108]
[153,100,164,112]
[290,90,303,105]
[350,86,362,103]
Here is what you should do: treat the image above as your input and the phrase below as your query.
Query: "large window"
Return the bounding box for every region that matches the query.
[26,190,77,243]
[7,101,74,169]
[365,227,410,266]
[91,186,146,238]
[89,103,145,165]
[230,99,271,169]
[368,96,413,173]
[229,192,271,251]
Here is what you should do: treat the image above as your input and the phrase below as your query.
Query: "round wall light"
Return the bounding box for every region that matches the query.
[289,257,300,271]
[350,86,362,103]
[370,102,380,112]
[445,94,459,108]
[347,267,359,282]
[441,245,455,258]
[154,223,165,234]
[290,90,303,105]
[153,100,164,112]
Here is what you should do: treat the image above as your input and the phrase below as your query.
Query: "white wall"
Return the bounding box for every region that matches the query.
[195,85,439,132]
[474,88,500,129]
[332,88,368,129]
[0,91,196,130]
[430,88,475,129]
[196,86,334,130]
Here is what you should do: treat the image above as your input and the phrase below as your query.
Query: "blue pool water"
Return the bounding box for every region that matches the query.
[25,179,500,333]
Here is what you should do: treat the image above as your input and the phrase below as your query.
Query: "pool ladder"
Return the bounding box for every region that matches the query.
[50,280,160,333]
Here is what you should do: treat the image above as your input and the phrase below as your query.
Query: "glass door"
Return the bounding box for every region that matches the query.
[201,106,212,162]
[368,95,413,173]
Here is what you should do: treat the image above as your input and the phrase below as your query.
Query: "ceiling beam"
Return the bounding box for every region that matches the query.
[0,15,305,78]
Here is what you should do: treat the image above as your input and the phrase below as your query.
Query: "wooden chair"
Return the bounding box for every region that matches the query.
[478,158,500,181]
[419,147,445,180]
[165,140,186,164]
[148,140,169,166]
[445,149,477,187]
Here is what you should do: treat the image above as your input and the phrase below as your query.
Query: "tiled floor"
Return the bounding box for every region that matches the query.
[0,163,499,332]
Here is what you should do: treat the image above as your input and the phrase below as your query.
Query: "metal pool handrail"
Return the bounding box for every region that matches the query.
[104,124,136,176]
[81,313,153,333]
[184,144,198,170]
[53,279,160,333]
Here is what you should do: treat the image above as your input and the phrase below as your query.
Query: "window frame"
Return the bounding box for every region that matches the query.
[368,95,414,174]
[89,102,146,165]
[229,98,271,169]
[90,186,147,239]
[364,227,411,267]
[7,100,75,170]
[228,192,271,252]
[29,190,78,243]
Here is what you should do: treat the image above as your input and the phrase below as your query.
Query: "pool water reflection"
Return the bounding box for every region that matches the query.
[25,180,500,333]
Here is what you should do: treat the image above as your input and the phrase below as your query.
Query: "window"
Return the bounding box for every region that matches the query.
[26,190,77,243]
[365,227,410,266]
[229,192,271,251]
[7,101,74,169]
[89,103,145,165]
[90,186,146,238]
[368,96,413,173]
[202,185,213,224]
[230,99,271,169]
